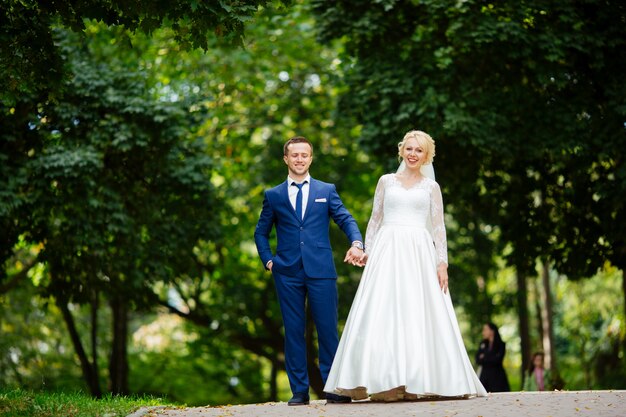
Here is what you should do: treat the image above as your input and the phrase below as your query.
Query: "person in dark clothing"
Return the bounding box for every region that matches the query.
[475,322,510,392]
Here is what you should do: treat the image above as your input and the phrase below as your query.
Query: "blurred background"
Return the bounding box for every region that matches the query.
[1,0,625,406]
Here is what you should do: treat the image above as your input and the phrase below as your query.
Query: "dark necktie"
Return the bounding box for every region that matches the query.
[293,182,306,220]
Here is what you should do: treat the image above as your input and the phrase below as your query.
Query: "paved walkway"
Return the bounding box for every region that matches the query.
[133,390,625,417]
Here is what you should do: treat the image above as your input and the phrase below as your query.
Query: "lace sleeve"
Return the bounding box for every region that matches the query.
[364,175,386,254]
[430,180,448,266]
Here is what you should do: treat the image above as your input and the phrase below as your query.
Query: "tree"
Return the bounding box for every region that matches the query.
[1,24,220,395]
[0,0,283,105]
[312,0,626,377]
[2,0,283,398]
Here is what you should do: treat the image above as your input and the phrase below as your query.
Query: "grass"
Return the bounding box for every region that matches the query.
[0,389,173,417]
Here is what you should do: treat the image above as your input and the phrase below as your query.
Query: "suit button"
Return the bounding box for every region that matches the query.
[300,227,304,231]
[300,242,304,246]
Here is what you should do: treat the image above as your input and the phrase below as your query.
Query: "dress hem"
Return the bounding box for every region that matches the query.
[327,385,486,401]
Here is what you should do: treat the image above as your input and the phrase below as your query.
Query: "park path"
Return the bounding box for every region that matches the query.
[130,390,626,417]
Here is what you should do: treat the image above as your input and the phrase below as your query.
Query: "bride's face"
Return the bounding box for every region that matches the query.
[401,137,426,170]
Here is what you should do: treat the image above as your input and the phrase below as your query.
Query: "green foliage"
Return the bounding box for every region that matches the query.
[0,0,286,105]
[0,253,267,405]
[312,3,626,380]
[3,0,625,405]
[555,266,625,389]
[312,0,626,276]
[0,388,167,417]
[1,11,222,398]
[2,24,220,304]
[0,273,85,391]
[130,315,268,405]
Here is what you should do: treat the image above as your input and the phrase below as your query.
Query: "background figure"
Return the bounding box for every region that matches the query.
[523,352,551,391]
[476,322,510,392]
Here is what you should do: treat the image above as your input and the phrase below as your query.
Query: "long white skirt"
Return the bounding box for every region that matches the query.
[324,224,487,399]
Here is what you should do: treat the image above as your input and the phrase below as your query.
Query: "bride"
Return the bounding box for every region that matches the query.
[324,130,487,401]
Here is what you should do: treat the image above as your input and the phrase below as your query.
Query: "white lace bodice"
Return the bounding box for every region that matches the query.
[364,173,448,266]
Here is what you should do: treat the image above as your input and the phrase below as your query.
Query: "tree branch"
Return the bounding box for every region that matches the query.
[0,254,40,295]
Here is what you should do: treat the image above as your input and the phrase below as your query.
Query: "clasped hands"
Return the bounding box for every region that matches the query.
[344,246,367,267]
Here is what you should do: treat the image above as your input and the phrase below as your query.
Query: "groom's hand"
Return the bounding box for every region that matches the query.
[344,246,365,267]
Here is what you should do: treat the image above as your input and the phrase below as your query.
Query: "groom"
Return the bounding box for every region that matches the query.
[254,136,364,405]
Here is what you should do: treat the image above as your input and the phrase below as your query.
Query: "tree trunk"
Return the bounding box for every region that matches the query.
[622,269,626,358]
[581,338,591,389]
[540,261,556,372]
[516,270,531,389]
[609,257,626,366]
[531,277,543,351]
[109,295,129,395]
[269,358,278,402]
[91,290,99,390]
[57,296,102,397]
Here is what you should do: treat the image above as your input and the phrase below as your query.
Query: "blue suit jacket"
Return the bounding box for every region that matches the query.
[254,178,362,278]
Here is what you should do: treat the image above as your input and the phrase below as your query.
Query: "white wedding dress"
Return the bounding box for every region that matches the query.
[324,173,487,399]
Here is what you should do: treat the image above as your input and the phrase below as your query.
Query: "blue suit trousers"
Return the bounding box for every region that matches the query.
[273,265,339,395]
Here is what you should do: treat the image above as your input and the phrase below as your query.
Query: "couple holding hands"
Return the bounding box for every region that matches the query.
[254,132,486,405]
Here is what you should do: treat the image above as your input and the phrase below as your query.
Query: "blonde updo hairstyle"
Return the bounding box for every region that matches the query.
[397,130,436,165]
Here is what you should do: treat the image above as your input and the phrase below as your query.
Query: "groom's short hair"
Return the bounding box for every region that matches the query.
[284,136,313,155]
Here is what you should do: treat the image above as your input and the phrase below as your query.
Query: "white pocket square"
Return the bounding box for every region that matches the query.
[315,198,327,202]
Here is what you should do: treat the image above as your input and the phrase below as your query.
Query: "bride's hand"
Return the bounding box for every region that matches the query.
[344,246,365,267]
[437,264,448,293]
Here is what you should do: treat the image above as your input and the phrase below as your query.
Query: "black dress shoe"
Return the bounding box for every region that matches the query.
[326,393,352,403]
[288,392,310,406]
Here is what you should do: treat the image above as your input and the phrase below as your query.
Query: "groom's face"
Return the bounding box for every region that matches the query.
[284,142,313,178]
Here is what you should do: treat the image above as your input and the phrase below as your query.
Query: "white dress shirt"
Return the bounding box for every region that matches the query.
[288,174,310,219]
